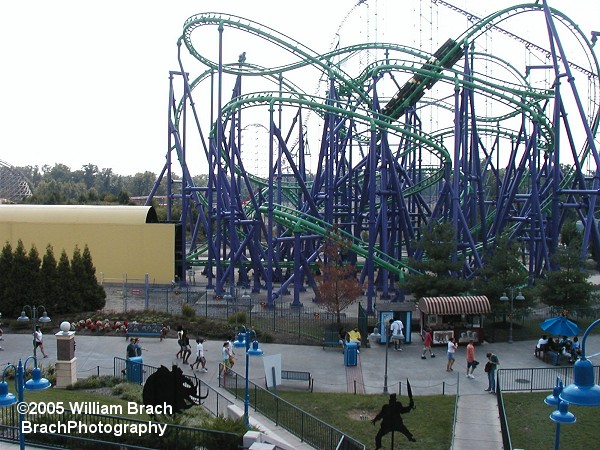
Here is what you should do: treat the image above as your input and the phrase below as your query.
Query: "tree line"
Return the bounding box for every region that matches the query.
[315,223,598,320]
[16,163,208,210]
[0,240,106,317]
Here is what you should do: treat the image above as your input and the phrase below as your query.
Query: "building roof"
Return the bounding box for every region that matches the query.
[0,205,158,224]
[418,296,491,315]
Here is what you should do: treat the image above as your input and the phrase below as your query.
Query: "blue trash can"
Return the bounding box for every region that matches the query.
[126,356,143,384]
[344,342,358,367]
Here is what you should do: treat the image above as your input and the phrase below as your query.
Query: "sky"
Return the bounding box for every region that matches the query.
[1,0,599,176]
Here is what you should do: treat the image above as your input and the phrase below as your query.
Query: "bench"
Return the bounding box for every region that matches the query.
[125,323,166,340]
[322,330,343,350]
[266,370,313,392]
[543,350,572,366]
[282,370,313,391]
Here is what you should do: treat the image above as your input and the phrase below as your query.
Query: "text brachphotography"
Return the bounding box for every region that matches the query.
[21,420,168,437]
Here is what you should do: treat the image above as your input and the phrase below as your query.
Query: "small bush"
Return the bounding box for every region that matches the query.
[227,312,247,325]
[68,375,121,390]
[111,382,143,402]
[181,304,196,318]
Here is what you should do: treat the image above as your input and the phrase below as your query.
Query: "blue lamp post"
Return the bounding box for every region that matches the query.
[233,326,263,427]
[559,318,600,406]
[545,377,576,450]
[542,318,600,450]
[0,357,52,450]
[17,305,51,356]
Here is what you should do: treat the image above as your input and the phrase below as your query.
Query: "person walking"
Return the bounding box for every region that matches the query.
[466,340,476,378]
[175,325,185,359]
[390,319,404,351]
[220,341,231,377]
[484,351,500,393]
[181,330,192,364]
[421,328,435,359]
[191,338,208,372]
[34,325,48,358]
[446,337,457,372]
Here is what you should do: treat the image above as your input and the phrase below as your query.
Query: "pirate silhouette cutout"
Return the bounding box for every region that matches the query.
[372,382,416,449]
[142,364,207,417]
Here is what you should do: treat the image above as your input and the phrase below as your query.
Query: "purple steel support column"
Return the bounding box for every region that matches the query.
[214,21,225,295]
[292,230,303,307]
[542,0,600,268]
[366,121,378,313]
[266,106,275,307]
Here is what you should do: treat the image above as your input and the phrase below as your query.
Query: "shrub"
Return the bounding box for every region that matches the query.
[227,312,247,326]
[68,375,121,390]
[111,382,143,402]
[181,304,196,318]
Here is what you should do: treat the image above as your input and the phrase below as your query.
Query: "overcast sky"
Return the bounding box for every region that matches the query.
[1,0,598,176]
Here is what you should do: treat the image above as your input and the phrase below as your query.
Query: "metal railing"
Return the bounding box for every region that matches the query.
[219,363,366,450]
[497,365,600,392]
[496,365,600,450]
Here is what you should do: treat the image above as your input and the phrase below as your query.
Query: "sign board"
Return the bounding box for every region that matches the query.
[263,354,282,388]
[132,288,141,295]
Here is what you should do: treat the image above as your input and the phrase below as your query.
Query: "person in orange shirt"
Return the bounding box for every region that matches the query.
[466,340,476,379]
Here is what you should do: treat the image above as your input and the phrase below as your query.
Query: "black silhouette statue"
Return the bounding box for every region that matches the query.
[142,364,207,416]
[372,390,416,449]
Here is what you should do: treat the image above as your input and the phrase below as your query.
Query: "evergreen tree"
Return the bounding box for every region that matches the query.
[41,245,61,313]
[473,236,531,312]
[56,250,75,313]
[70,246,86,312]
[403,222,472,299]
[0,242,14,315]
[82,245,106,310]
[538,238,598,311]
[3,240,35,317]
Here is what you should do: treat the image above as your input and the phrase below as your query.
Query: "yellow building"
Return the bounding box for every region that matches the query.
[0,205,175,285]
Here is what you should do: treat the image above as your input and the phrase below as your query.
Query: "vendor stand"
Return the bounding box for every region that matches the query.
[418,296,490,345]
[375,301,416,344]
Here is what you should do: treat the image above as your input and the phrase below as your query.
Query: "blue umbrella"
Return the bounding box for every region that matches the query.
[540,316,581,336]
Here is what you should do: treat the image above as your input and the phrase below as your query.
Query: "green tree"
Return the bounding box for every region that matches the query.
[40,245,61,313]
[473,235,531,312]
[81,245,106,310]
[0,242,14,315]
[56,250,75,313]
[403,222,471,298]
[538,239,598,311]
[3,240,39,317]
[314,229,363,324]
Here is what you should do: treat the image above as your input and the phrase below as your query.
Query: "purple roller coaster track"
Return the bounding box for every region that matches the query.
[146,1,600,313]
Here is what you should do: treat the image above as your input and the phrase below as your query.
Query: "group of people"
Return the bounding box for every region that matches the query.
[443,336,499,392]
[536,334,580,363]
[175,326,208,372]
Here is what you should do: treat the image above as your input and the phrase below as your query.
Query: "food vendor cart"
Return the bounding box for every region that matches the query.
[418,296,490,345]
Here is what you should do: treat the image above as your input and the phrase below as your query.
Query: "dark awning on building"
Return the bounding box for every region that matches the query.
[418,296,491,315]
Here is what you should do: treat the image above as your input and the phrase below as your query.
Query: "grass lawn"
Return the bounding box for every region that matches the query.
[504,392,600,450]
[20,379,600,450]
[277,391,455,450]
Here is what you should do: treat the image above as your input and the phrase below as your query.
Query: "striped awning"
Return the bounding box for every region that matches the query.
[418,296,491,315]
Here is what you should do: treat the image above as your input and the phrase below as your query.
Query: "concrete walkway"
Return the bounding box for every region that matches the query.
[453,393,503,450]
[1,329,598,449]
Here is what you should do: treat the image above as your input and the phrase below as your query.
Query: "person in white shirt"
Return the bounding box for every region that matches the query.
[191,338,208,372]
[446,337,457,371]
[34,325,48,358]
[390,319,404,351]
[535,335,549,357]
